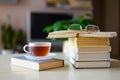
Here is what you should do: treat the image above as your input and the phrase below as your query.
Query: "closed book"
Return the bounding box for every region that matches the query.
[69,37,110,46]
[69,58,110,68]
[69,46,111,53]
[72,37,109,42]
[11,56,64,71]
[47,30,117,38]
[47,31,79,38]
[70,52,110,61]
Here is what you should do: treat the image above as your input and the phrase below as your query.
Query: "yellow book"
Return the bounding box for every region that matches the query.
[76,37,109,42]
[77,46,111,52]
[69,37,110,46]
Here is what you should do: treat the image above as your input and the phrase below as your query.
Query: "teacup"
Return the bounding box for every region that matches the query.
[23,42,51,56]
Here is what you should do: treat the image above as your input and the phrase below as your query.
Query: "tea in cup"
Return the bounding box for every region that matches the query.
[23,42,51,56]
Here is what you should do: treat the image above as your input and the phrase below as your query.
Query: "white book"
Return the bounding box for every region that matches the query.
[69,58,110,68]
[70,52,110,61]
[69,46,110,61]
[69,46,111,53]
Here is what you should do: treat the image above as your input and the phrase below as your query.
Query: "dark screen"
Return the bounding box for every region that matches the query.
[30,12,73,40]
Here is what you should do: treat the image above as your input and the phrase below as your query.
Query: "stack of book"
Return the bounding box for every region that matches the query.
[47,30,117,68]
[69,37,111,68]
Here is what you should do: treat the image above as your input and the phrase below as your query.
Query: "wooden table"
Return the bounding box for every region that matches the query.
[0,52,120,80]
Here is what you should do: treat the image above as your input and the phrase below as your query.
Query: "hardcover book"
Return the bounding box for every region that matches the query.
[47,30,117,38]
[69,46,111,53]
[69,52,110,61]
[69,37,110,46]
[11,56,64,71]
[69,58,110,68]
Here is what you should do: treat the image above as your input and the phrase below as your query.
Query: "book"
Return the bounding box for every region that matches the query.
[11,56,64,71]
[69,37,110,46]
[69,46,111,52]
[69,58,110,68]
[71,37,109,42]
[47,30,117,38]
[69,52,110,61]
[47,32,79,38]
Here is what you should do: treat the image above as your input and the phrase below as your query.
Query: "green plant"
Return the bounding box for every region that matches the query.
[44,20,72,33]
[1,23,16,49]
[16,29,26,45]
[14,29,26,53]
[73,13,96,29]
[43,13,96,32]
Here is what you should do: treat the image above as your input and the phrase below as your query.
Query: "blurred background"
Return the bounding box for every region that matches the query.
[0,0,119,59]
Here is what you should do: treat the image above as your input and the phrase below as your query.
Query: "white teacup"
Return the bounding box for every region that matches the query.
[23,42,51,56]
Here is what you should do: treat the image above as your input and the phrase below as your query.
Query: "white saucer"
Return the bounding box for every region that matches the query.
[24,53,56,60]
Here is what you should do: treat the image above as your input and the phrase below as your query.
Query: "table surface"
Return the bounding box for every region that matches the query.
[0,52,120,80]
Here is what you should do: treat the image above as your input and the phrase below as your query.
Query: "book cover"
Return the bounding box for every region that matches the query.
[11,56,64,71]
[47,30,117,38]
[69,46,111,53]
[69,58,110,69]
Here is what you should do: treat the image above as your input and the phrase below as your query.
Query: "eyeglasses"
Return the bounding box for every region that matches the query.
[68,24,100,32]
[68,24,82,31]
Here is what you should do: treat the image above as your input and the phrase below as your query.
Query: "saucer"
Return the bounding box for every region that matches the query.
[24,53,56,60]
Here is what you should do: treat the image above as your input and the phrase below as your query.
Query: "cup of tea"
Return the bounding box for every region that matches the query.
[23,42,51,56]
